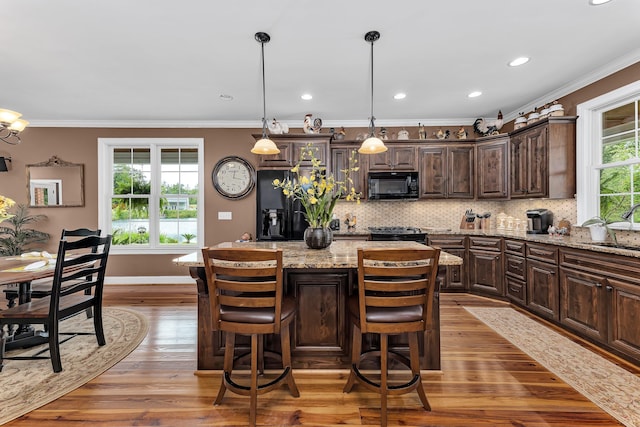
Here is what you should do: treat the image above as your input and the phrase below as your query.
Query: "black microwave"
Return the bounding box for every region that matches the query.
[367,171,419,200]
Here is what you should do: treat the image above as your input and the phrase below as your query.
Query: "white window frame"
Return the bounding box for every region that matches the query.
[98,138,204,254]
[576,80,640,229]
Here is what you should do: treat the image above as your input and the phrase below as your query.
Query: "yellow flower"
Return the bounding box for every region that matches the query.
[272,179,280,185]
[272,143,360,228]
[0,195,16,223]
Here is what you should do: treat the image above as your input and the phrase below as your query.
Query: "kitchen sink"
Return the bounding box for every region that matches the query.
[589,242,640,251]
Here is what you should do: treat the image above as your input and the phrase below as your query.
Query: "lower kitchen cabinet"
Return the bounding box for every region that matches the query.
[286,270,350,367]
[559,267,607,342]
[428,234,467,291]
[468,236,503,297]
[607,277,640,360]
[504,239,527,305]
[527,258,559,321]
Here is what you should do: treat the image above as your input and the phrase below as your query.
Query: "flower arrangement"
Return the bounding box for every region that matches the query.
[0,195,15,223]
[272,144,360,229]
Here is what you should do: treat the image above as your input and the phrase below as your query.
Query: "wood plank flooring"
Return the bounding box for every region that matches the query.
[5,284,639,426]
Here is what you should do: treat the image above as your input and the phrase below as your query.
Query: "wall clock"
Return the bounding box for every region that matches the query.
[212,156,255,199]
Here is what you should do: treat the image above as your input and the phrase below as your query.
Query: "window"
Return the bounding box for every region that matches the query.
[577,80,640,228]
[98,138,204,253]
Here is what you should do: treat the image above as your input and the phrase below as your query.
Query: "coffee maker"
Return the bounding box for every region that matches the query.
[526,209,553,234]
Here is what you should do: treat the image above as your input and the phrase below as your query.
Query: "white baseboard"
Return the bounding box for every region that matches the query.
[105,276,194,285]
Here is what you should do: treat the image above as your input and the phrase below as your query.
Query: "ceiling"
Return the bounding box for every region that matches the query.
[2,0,640,129]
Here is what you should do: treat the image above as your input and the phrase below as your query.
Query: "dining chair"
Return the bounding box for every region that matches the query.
[201,247,299,427]
[3,228,101,313]
[343,247,441,427]
[0,234,112,373]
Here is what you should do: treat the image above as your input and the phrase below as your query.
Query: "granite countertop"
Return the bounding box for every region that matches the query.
[173,240,463,269]
[423,228,640,259]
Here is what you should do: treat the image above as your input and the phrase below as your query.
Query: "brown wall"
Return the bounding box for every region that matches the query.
[0,127,264,277]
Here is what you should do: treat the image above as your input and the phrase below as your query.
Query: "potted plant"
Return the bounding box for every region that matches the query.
[272,144,360,249]
[581,216,618,245]
[0,203,50,256]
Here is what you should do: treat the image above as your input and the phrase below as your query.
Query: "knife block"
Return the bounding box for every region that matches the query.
[460,215,476,230]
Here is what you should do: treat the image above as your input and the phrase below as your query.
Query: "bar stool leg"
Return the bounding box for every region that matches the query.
[250,334,258,427]
[280,322,300,396]
[343,322,361,393]
[215,332,234,405]
[380,333,388,427]
[409,332,431,411]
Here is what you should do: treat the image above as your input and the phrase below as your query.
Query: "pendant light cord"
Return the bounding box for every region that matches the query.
[365,31,380,137]
[260,39,267,138]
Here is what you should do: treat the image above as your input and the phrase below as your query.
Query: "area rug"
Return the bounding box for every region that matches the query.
[0,307,148,425]
[465,306,640,427]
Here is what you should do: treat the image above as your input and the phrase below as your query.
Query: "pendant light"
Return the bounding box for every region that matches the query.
[358,30,388,154]
[251,32,280,155]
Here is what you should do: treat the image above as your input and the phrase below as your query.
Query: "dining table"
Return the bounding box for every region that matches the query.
[0,252,59,350]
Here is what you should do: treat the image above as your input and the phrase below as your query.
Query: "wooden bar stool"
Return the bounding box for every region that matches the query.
[201,247,299,427]
[343,247,440,427]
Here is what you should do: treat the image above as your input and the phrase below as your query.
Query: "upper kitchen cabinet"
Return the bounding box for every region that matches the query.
[330,144,365,198]
[476,134,509,199]
[510,117,576,199]
[367,143,417,171]
[253,134,330,170]
[418,144,474,199]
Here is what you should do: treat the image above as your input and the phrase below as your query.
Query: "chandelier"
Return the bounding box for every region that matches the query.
[0,108,29,145]
[251,32,280,155]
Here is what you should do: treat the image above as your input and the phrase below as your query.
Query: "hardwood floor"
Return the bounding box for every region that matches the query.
[5,284,637,426]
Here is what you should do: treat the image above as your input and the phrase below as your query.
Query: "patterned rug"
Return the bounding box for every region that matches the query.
[465,306,640,427]
[0,307,148,425]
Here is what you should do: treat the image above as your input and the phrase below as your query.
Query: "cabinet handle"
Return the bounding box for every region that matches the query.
[509,286,519,292]
[606,285,613,292]
[595,283,602,288]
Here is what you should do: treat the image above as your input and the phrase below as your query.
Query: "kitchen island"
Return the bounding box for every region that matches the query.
[174,240,462,371]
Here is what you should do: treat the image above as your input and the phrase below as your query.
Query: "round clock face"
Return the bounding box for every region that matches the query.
[212,156,255,199]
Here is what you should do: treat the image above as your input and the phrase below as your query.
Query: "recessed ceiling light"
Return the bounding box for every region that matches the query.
[509,57,530,67]
[468,91,482,98]
[589,0,612,5]
[394,93,406,100]
[219,94,233,101]
[301,94,313,100]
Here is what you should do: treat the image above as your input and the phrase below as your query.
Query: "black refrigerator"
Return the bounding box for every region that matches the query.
[256,170,308,241]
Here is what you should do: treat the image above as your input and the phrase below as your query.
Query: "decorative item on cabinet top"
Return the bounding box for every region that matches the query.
[473,110,504,137]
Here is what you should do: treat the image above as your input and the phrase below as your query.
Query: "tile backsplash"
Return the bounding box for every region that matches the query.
[333,197,640,246]
[333,198,577,231]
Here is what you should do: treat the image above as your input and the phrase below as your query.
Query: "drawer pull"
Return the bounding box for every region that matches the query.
[509,286,520,293]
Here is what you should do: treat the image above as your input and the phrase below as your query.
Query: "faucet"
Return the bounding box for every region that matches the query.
[621,203,640,220]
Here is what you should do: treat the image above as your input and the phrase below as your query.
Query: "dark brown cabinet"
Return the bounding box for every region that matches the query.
[427,234,467,291]
[286,270,350,368]
[468,236,503,297]
[559,248,640,363]
[526,243,559,321]
[330,145,365,198]
[418,144,474,199]
[509,117,576,199]
[254,134,330,169]
[559,267,607,342]
[367,144,416,171]
[504,239,526,305]
[476,135,509,199]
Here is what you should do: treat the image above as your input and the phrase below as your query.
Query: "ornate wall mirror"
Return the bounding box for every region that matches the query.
[26,156,85,207]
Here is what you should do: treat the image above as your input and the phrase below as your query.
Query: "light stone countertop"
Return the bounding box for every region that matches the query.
[421,228,640,259]
[173,240,462,269]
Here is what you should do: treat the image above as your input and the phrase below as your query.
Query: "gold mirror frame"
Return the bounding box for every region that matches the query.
[26,156,85,208]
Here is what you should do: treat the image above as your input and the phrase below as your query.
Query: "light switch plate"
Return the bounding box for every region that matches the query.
[218,211,232,220]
